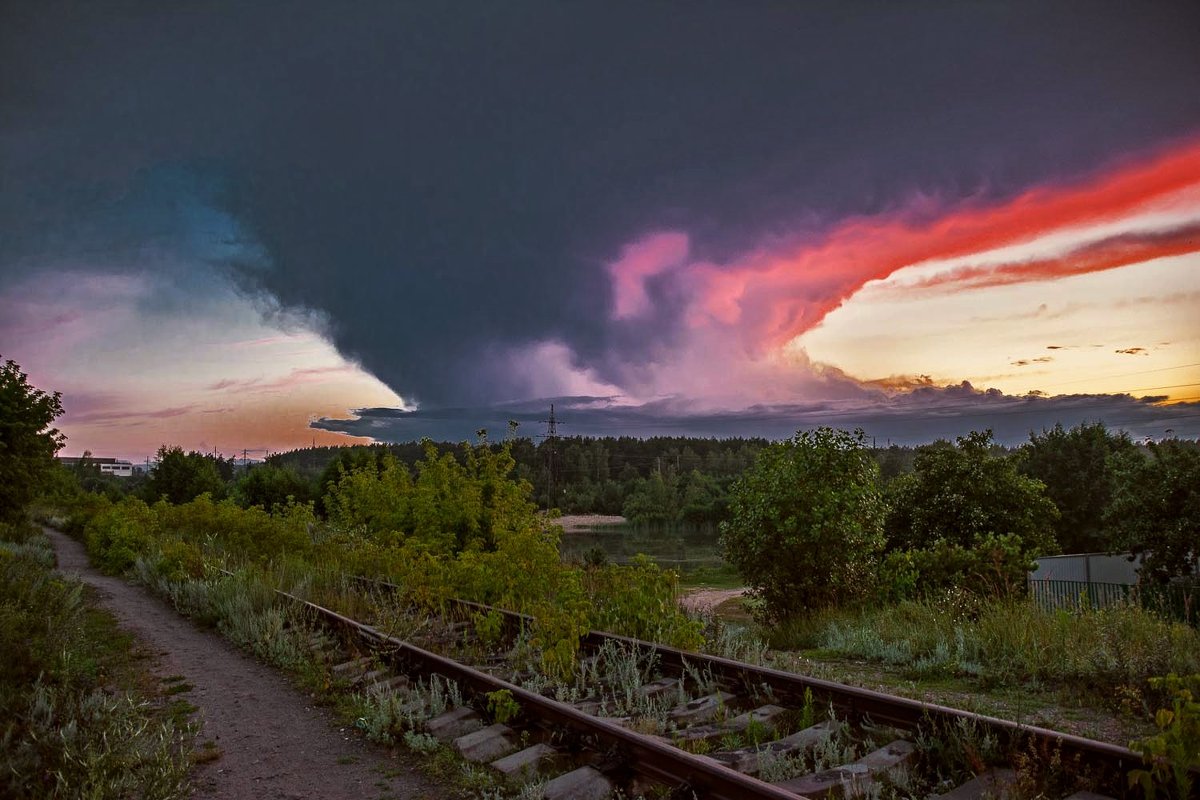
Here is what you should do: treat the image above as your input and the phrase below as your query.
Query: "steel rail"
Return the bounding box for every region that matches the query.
[585,631,1142,777]
[350,574,1158,790]
[279,589,808,800]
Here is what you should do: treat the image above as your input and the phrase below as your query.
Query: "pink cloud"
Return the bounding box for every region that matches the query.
[606,232,689,318]
[609,136,1200,357]
[206,365,353,394]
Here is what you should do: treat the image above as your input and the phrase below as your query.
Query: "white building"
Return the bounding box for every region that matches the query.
[57,456,135,478]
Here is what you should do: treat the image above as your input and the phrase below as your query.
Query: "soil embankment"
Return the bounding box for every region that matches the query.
[46,527,447,800]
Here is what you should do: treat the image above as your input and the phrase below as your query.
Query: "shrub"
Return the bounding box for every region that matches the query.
[720,427,886,619]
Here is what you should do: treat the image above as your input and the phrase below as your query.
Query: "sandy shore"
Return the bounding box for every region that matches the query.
[554,513,627,531]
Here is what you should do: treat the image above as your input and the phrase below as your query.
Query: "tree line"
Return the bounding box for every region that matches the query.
[720,425,1199,621]
[44,422,1200,585]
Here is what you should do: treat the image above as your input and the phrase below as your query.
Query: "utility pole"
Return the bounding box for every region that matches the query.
[538,404,560,509]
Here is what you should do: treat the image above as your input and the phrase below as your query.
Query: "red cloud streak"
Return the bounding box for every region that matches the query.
[912,221,1200,291]
[673,136,1200,350]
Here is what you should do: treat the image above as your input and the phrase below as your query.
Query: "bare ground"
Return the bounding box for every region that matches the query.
[679,587,746,614]
[45,528,452,800]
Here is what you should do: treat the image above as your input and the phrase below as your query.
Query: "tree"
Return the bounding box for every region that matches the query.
[720,427,885,619]
[884,430,1058,596]
[1017,421,1135,553]
[140,445,226,504]
[1105,439,1200,585]
[233,464,313,510]
[0,358,65,522]
[622,473,678,525]
[677,469,724,525]
[886,430,1058,552]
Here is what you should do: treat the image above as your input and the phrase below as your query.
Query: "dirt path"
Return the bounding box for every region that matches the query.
[46,528,449,800]
[679,587,745,613]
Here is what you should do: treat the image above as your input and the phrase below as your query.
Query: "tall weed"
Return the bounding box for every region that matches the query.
[811,598,1200,689]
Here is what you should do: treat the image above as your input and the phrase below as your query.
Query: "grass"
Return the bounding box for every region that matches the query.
[678,563,743,590]
[716,593,1197,751]
[0,521,192,800]
[788,597,1200,691]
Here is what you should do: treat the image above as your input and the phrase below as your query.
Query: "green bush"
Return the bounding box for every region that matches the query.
[721,427,886,619]
[883,431,1058,601]
[583,555,703,650]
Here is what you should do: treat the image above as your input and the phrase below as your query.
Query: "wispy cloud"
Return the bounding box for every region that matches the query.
[206,365,353,394]
[64,404,197,427]
[910,221,1200,292]
[228,333,313,349]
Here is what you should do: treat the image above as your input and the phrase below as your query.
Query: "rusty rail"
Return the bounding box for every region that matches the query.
[349,573,1165,794]
[281,588,807,800]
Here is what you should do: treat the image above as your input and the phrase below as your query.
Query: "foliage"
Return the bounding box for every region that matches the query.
[886,430,1058,553]
[884,430,1058,598]
[233,464,314,510]
[720,427,886,619]
[325,440,546,555]
[1017,421,1136,554]
[73,439,702,676]
[485,689,520,724]
[1105,440,1200,585]
[581,555,704,650]
[1130,674,1200,799]
[621,472,678,524]
[878,532,1045,601]
[140,445,227,504]
[277,435,767,521]
[0,358,65,523]
[315,445,392,507]
[83,494,314,573]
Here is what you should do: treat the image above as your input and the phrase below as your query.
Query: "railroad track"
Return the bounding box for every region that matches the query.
[258,573,1186,799]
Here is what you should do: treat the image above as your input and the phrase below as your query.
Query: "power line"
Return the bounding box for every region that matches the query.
[1115,382,1200,393]
[1035,362,1200,389]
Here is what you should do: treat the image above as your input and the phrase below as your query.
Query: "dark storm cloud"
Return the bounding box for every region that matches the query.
[3,1,1200,406]
[312,385,1200,444]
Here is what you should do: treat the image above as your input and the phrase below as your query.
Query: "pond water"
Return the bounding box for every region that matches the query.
[558,522,725,571]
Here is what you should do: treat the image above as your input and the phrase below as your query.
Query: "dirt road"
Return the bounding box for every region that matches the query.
[46,528,449,800]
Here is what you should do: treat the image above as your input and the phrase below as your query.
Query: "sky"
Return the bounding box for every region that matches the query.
[2,1,1198,460]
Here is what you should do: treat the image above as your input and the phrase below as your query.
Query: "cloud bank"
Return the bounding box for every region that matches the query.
[313,385,1200,445]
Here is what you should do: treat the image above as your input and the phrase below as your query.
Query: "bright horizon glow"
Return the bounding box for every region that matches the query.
[796,253,1200,402]
[3,269,404,462]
